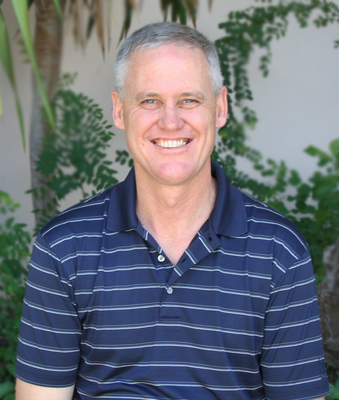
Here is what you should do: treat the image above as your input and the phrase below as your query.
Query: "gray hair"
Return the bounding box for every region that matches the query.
[115,22,224,98]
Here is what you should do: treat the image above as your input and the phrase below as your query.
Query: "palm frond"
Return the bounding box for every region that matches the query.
[0,6,25,148]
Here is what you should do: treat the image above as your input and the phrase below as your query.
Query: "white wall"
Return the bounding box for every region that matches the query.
[1,0,338,235]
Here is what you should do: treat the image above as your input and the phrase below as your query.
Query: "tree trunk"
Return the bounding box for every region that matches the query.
[30,0,66,227]
[318,238,339,382]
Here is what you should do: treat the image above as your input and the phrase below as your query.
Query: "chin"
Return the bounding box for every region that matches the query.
[151,162,199,186]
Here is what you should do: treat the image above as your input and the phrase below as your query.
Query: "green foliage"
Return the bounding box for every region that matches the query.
[11,0,56,132]
[0,191,31,394]
[31,74,119,227]
[215,0,339,161]
[161,0,198,26]
[119,0,198,42]
[327,379,339,400]
[0,381,15,400]
[289,140,339,281]
[115,149,134,168]
[0,6,25,149]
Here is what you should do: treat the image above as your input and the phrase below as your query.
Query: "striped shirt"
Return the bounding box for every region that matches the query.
[16,161,329,400]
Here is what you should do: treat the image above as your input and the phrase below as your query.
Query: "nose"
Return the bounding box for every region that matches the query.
[157,103,184,131]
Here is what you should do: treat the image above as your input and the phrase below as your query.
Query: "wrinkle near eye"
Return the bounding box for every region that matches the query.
[140,99,161,109]
[179,99,199,108]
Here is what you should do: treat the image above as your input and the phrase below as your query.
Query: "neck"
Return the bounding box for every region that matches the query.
[135,164,217,264]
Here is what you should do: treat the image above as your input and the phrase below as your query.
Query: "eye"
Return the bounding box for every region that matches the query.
[141,99,160,109]
[180,99,199,108]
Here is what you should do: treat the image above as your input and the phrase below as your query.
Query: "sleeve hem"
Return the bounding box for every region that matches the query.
[265,379,330,400]
[16,368,77,388]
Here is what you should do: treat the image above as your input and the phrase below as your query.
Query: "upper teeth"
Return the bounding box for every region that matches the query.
[156,139,187,148]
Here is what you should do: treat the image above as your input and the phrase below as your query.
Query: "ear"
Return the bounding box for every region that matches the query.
[215,86,228,129]
[111,90,125,130]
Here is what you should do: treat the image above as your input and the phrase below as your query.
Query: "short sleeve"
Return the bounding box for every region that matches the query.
[16,233,81,387]
[261,248,329,400]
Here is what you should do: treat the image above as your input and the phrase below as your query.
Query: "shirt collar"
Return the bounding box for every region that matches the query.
[107,160,248,237]
[106,167,138,232]
[209,160,248,236]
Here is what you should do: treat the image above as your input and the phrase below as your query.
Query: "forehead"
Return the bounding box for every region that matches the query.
[130,43,208,68]
[125,44,211,91]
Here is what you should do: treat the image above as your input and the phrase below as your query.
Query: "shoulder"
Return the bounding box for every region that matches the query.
[239,191,311,276]
[212,161,308,260]
[242,191,306,246]
[29,186,120,279]
[40,185,115,244]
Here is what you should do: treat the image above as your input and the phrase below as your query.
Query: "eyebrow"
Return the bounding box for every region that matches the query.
[181,91,206,100]
[135,92,159,101]
[135,91,206,101]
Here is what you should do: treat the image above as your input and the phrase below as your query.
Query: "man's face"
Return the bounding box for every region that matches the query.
[112,44,227,187]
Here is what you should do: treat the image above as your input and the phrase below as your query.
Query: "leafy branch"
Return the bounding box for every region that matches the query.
[29,74,119,228]
[216,0,339,156]
[0,191,30,394]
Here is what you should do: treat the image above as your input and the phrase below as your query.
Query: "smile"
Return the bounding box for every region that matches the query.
[154,139,189,148]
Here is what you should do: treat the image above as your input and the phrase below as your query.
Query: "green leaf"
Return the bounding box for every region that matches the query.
[51,0,63,20]
[327,381,339,399]
[0,381,14,397]
[118,0,134,43]
[4,393,15,400]
[178,1,187,26]
[305,145,332,166]
[86,14,95,39]
[288,170,301,186]
[0,7,25,149]
[329,138,339,169]
[313,177,337,197]
[11,0,55,131]
[329,138,339,156]
[6,362,16,377]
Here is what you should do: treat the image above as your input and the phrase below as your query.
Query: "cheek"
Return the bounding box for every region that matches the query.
[133,111,160,135]
[185,111,216,133]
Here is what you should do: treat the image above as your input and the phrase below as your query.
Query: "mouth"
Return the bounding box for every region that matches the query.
[153,139,191,148]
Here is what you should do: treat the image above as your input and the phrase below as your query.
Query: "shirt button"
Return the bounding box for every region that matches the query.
[167,287,173,295]
[157,254,165,262]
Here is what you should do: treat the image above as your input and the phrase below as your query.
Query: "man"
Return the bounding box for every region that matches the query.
[15,22,329,400]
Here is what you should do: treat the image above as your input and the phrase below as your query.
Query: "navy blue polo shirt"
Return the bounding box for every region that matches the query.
[16,161,329,400]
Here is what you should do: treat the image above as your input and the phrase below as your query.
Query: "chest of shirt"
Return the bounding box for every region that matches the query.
[66,230,272,348]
